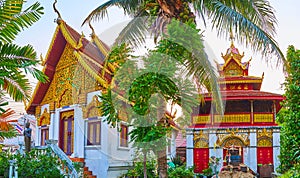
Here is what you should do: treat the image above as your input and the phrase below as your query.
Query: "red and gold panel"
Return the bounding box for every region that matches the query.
[257,147,273,165]
[194,148,209,173]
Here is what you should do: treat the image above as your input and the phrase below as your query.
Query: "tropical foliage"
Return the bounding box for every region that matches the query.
[83,0,284,63]
[85,0,283,177]
[0,148,64,177]
[0,0,46,103]
[0,108,17,140]
[278,46,300,175]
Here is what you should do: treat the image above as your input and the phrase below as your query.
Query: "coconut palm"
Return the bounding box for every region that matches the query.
[84,0,283,177]
[83,0,284,62]
[0,0,46,103]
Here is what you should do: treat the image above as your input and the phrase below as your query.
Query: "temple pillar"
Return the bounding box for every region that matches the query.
[249,128,257,172]
[273,128,280,173]
[35,125,40,146]
[209,130,217,156]
[53,109,60,141]
[49,103,55,140]
[250,100,254,124]
[74,104,85,158]
[186,128,194,168]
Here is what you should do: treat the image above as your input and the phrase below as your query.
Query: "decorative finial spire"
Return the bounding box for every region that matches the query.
[89,21,96,37]
[229,30,235,46]
[53,0,62,23]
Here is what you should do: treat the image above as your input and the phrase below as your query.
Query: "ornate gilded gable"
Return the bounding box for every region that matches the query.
[194,130,209,148]
[83,95,102,118]
[37,108,50,126]
[223,60,243,76]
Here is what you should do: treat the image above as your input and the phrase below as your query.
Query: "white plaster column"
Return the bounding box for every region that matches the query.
[74,104,85,158]
[53,109,60,141]
[249,129,257,172]
[35,125,40,146]
[186,128,194,168]
[273,128,281,173]
[48,112,55,140]
[209,130,217,157]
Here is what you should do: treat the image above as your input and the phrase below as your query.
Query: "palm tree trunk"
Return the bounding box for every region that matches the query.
[157,149,168,178]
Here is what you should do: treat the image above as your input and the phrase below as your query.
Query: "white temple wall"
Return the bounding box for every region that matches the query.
[249,129,257,172]
[186,129,194,168]
[273,129,280,173]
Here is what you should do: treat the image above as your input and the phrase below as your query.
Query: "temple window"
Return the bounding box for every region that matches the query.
[119,123,129,148]
[254,100,273,113]
[87,118,101,146]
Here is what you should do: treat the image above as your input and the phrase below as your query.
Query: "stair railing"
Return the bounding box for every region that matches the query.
[44,139,79,178]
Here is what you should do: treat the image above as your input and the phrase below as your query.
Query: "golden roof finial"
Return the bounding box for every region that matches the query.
[89,21,96,37]
[229,30,235,46]
[53,0,62,23]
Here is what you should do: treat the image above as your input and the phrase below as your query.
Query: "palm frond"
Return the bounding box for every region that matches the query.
[0,0,44,43]
[0,108,15,131]
[0,42,48,84]
[82,0,144,25]
[0,128,17,140]
[3,74,31,102]
[114,15,150,47]
[200,0,285,64]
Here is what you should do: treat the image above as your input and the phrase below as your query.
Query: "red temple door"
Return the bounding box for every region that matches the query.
[194,148,209,173]
[59,111,74,155]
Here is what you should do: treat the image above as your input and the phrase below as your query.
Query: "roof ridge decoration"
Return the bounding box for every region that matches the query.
[53,0,62,23]
[88,21,117,74]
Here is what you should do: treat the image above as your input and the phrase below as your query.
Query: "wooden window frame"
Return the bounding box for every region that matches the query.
[86,118,101,146]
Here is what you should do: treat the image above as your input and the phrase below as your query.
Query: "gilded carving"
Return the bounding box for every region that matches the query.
[216,128,250,147]
[224,61,243,76]
[257,128,273,147]
[257,128,273,138]
[194,130,209,148]
[61,110,74,120]
[254,113,273,122]
[83,95,102,118]
[37,108,50,126]
[214,114,250,123]
[193,115,210,124]
[257,138,272,147]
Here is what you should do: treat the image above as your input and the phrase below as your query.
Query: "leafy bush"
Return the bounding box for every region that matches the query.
[0,151,10,177]
[168,164,194,178]
[14,148,63,178]
[119,159,158,178]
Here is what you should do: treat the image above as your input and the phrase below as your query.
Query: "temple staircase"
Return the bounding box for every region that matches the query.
[70,157,97,178]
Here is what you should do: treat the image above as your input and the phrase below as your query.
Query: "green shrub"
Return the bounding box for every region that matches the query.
[120,159,158,178]
[168,164,194,178]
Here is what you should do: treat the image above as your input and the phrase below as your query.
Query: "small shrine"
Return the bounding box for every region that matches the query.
[186,37,284,177]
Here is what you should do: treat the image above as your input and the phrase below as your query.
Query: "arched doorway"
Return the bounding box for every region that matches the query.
[221,137,245,166]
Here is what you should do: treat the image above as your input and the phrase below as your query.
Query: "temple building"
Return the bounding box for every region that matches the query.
[26,17,133,177]
[186,40,284,176]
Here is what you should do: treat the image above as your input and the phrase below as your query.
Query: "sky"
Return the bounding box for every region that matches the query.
[8,0,300,119]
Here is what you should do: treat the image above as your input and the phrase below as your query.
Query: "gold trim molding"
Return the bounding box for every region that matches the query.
[194,130,209,148]
[216,128,250,147]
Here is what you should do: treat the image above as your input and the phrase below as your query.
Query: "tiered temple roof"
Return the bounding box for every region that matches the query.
[26,19,114,114]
